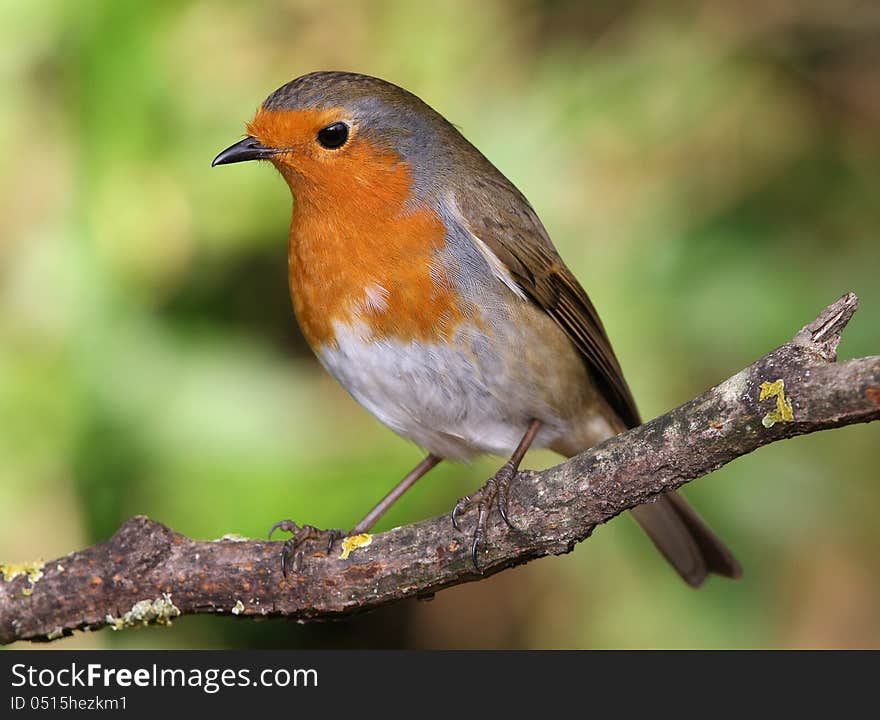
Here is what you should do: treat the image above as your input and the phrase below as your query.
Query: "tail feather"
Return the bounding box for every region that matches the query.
[631,492,741,587]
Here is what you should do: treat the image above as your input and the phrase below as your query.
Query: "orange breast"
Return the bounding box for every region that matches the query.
[284,142,468,349]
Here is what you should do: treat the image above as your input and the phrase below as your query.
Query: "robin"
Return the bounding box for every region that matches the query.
[213,71,741,585]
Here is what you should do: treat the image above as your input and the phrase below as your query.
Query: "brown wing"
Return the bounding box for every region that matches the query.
[453,175,642,430]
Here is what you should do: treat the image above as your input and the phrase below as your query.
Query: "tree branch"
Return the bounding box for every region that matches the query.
[2,293,878,644]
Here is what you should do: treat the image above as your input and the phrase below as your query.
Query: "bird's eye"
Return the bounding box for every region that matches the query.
[316,122,349,149]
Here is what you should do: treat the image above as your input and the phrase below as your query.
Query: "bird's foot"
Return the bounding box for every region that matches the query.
[268,520,343,576]
[451,461,520,572]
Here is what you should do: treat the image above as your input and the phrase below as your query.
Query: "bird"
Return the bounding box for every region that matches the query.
[212,70,741,585]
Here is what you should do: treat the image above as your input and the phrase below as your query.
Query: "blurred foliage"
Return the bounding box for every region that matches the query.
[1,0,878,649]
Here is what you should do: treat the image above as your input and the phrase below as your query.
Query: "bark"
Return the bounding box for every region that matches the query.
[1,293,877,644]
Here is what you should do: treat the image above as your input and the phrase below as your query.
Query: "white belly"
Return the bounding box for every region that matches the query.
[316,320,571,461]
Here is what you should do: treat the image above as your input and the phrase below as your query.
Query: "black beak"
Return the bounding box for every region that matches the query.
[212,136,279,167]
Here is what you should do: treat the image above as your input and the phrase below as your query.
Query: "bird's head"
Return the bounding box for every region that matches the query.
[213,71,459,208]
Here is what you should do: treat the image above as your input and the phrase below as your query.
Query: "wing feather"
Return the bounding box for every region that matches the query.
[448,181,641,429]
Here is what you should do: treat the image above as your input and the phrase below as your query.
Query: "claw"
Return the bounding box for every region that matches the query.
[268,519,297,540]
[280,544,293,577]
[451,463,521,572]
[451,496,471,531]
[285,542,304,575]
[496,466,519,531]
[268,520,342,576]
[497,501,513,530]
[326,529,343,554]
[471,501,492,571]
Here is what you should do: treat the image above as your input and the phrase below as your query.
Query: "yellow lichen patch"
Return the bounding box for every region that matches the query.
[1,560,45,596]
[339,533,373,560]
[759,379,795,428]
[105,593,181,631]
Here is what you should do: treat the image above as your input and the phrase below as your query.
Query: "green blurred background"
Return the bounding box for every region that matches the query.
[2,0,878,649]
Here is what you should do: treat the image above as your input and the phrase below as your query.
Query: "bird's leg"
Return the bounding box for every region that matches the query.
[350,454,442,534]
[452,419,541,571]
[269,454,441,575]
